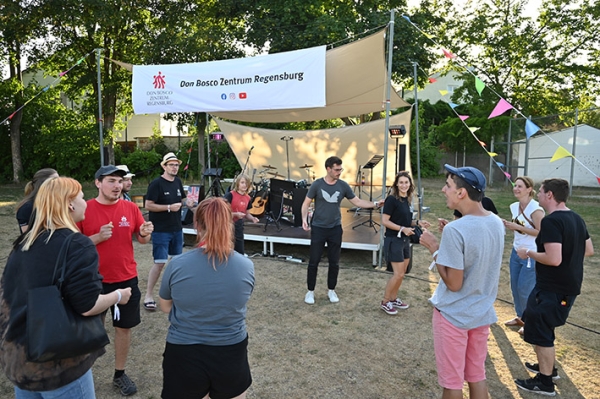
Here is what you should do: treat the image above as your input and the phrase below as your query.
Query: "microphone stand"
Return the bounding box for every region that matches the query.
[280,136,293,180]
[241,146,253,176]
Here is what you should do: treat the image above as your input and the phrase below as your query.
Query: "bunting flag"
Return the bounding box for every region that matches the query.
[449,102,460,109]
[439,90,448,96]
[525,119,540,139]
[429,77,437,83]
[488,98,513,118]
[443,49,456,59]
[487,151,498,157]
[550,147,574,162]
[497,162,505,168]
[459,115,469,121]
[468,127,480,133]
[478,140,487,147]
[475,77,485,96]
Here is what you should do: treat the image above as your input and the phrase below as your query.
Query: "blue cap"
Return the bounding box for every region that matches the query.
[444,164,486,192]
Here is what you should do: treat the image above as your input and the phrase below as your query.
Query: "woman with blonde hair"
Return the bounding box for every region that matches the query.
[380,171,430,315]
[224,173,259,255]
[15,168,58,233]
[0,177,131,398]
[502,176,544,333]
[160,197,255,399]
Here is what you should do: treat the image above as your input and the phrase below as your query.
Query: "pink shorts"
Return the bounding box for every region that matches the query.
[432,308,489,390]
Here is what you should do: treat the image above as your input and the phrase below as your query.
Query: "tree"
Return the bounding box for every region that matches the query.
[0,0,47,182]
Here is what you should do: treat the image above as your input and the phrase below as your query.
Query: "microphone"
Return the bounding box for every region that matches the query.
[249,146,254,154]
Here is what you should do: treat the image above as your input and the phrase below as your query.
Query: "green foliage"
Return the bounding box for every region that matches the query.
[121,150,163,183]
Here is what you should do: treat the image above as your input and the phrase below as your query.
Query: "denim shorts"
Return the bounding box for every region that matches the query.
[152,231,184,263]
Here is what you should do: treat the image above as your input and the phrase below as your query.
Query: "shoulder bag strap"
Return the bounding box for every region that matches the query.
[518,204,536,230]
[51,233,76,290]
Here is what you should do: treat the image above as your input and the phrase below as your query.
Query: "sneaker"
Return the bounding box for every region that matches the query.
[525,362,560,380]
[328,289,339,303]
[390,298,409,309]
[304,290,315,304]
[515,374,555,396]
[381,301,398,315]
[113,373,138,396]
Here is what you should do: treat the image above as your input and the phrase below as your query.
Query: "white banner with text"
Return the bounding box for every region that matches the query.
[132,46,326,114]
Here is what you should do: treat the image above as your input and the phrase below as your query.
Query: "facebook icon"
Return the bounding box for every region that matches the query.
[221,93,227,100]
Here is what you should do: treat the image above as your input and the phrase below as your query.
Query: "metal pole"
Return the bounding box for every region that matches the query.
[413,62,422,219]
[96,49,104,166]
[569,108,579,196]
[378,9,395,268]
[489,136,494,185]
[507,118,513,183]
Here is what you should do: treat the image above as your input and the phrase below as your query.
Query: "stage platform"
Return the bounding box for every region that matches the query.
[182,208,383,265]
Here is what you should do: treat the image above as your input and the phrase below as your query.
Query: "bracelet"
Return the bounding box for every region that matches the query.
[167,204,171,213]
[139,232,149,238]
[431,250,439,259]
[115,290,122,305]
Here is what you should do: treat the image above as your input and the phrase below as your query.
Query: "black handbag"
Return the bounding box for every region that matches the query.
[26,233,109,363]
[410,225,423,244]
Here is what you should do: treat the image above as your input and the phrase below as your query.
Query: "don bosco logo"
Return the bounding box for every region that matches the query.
[153,71,166,89]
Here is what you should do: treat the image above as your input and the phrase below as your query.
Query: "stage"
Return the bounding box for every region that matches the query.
[182,207,383,265]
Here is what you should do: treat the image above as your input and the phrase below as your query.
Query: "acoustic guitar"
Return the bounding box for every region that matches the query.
[249,180,269,216]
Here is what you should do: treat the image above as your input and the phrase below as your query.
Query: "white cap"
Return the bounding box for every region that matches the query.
[116,165,135,178]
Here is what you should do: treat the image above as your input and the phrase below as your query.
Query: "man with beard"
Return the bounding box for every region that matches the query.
[78,165,154,396]
[143,152,194,311]
[117,164,135,201]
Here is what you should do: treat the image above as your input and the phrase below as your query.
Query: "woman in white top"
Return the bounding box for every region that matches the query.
[502,176,544,331]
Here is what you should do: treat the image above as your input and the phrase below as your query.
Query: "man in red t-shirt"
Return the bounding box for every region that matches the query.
[78,165,154,396]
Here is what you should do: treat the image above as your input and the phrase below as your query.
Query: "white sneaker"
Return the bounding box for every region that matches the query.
[304,291,315,304]
[328,289,339,303]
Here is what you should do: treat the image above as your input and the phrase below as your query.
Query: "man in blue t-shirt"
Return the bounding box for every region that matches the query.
[514,178,594,395]
[300,156,382,305]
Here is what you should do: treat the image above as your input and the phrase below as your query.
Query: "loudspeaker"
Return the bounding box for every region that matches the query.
[398,144,407,171]
[203,168,222,178]
[181,207,194,225]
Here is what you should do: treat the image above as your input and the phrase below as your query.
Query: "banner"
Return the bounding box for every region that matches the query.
[132,46,326,114]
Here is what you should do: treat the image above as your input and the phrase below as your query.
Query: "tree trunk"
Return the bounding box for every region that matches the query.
[8,43,24,183]
[196,113,208,179]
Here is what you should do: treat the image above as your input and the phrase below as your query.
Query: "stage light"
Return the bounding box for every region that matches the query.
[389,125,406,138]
[210,132,223,141]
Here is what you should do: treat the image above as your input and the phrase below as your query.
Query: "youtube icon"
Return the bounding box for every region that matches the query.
[239,92,247,99]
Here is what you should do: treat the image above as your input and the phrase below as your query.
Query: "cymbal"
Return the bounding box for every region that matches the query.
[268,172,285,178]
[299,164,313,169]
[262,164,277,170]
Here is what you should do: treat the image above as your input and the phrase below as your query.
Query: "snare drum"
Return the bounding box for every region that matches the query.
[296,179,308,189]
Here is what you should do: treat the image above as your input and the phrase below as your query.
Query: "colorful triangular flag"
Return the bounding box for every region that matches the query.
[487,151,498,157]
[459,115,469,121]
[443,49,456,59]
[550,147,573,162]
[428,77,437,83]
[488,98,513,119]
[449,102,459,109]
[525,120,540,139]
[475,77,485,96]
[439,90,448,96]
[468,127,480,133]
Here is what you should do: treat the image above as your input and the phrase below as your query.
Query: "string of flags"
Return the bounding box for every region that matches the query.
[1,51,94,126]
[400,16,600,186]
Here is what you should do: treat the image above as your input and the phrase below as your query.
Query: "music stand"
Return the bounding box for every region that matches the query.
[352,154,383,233]
[204,168,223,198]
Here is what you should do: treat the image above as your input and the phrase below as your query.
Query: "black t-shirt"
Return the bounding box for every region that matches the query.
[16,200,34,226]
[535,210,589,295]
[146,176,186,232]
[382,195,412,237]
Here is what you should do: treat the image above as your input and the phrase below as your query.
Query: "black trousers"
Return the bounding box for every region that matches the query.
[307,225,343,291]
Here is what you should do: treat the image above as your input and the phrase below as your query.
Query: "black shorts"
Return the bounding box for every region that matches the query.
[522,287,576,347]
[162,336,252,399]
[384,235,411,262]
[102,277,141,329]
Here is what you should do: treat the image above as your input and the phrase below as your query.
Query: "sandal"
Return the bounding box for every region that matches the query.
[504,317,524,327]
[143,301,157,311]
